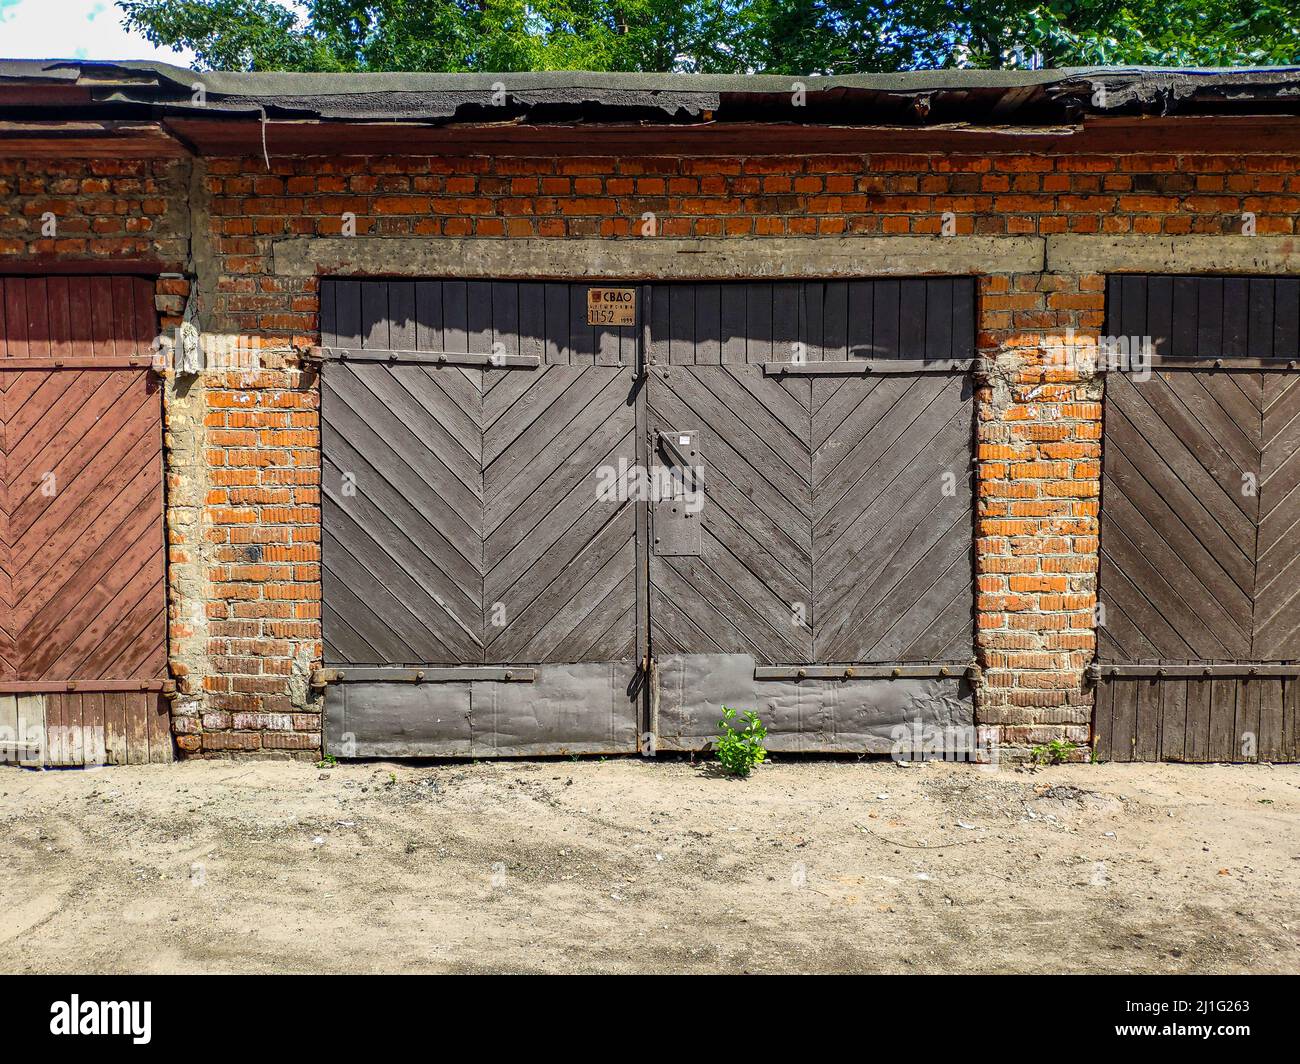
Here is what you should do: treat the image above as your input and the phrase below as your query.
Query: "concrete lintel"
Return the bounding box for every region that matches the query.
[273,235,1045,280]
[1047,234,1300,275]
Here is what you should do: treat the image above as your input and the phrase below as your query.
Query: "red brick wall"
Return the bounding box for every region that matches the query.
[7,148,1300,758]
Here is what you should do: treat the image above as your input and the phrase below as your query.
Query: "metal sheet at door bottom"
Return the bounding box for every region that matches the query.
[654,653,975,754]
[325,660,640,758]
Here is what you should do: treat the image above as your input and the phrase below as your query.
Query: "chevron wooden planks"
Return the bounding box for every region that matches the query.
[0,275,170,766]
[320,278,639,669]
[321,277,978,754]
[1097,273,1300,762]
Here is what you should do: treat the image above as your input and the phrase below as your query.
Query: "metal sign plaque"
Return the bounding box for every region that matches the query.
[587,287,636,326]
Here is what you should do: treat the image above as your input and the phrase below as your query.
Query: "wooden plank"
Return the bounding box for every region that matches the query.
[360,280,388,349]
[387,280,417,351]
[0,695,17,762]
[544,282,570,365]
[466,280,494,358]
[1134,677,1161,760]
[1110,679,1137,762]
[801,281,824,363]
[847,280,874,360]
[1208,678,1238,762]
[1273,278,1299,359]
[1146,274,1174,357]
[517,282,545,362]
[1237,676,1263,763]
[1160,677,1188,761]
[1185,678,1212,762]
[719,283,746,363]
[899,279,927,360]
[568,284,594,365]
[125,690,148,765]
[332,279,362,346]
[951,279,975,359]
[1195,277,1224,357]
[669,284,695,365]
[872,280,900,359]
[1221,277,1248,358]
[4,277,29,357]
[1170,275,1198,357]
[745,282,773,363]
[104,691,127,765]
[1285,678,1299,762]
[45,687,64,764]
[414,280,444,351]
[1092,679,1113,762]
[147,690,172,762]
[924,279,953,361]
[695,284,721,365]
[822,281,848,361]
[443,280,469,354]
[1247,278,1276,359]
[81,691,105,766]
[15,695,44,766]
[772,283,799,364]
[1257,678,1285,763]
[1118,275,1147,345]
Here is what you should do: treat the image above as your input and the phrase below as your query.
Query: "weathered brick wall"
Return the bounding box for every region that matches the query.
[7,148,1300,758]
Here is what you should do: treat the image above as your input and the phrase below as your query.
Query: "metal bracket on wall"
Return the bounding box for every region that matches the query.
[762,358,979,376]
[1088,662,1300,682]
[309,346,541,369]
[1100,356,1300,373]
[310,667,537,688]
[0,679,176,693]
[0,357,159,371]
[754,663,979,681]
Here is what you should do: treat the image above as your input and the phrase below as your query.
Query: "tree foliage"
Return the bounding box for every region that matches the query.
[117,0,1300,73]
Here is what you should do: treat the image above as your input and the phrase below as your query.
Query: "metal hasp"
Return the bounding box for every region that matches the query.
[652,429,704,557]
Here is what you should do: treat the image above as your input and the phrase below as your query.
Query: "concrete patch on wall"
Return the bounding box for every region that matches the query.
[272,235,1046,281]
[1047,234,1300,276]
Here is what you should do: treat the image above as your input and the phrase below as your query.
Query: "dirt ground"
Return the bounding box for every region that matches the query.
[1,755,1298,974]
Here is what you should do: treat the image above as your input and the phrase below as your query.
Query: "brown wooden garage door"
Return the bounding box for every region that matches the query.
[0,276,172,767]
[320,278,978,757]
[1095,275,1300,762]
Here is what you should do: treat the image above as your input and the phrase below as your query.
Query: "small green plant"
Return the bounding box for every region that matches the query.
[316,755,337,769]
[715,707,767,777]
[1030,739,1078,766]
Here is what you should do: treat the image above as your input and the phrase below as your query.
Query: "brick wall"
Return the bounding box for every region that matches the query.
[6,147,1300,758]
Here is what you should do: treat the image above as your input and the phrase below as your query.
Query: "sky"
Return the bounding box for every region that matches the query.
[0,0,196,64]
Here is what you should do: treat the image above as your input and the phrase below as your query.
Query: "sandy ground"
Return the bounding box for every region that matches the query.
[1,755,1298,974]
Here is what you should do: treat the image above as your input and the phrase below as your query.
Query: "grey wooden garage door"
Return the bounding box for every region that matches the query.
[320,278,978,757]
[1095,275,1300,762]
[643,281,978,750]
[319,280,640,755]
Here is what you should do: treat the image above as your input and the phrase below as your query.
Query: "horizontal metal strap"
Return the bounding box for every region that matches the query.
[1103,356,1300,373]
[0,679,175,693]
[755,664,976,681]
[1090,663,1300,680]
[0,357,157,370]
[311,345,540,369]
[763,358,978,376]
[312,667,535,686]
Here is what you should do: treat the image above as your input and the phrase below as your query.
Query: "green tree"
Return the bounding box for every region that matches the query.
[117,0,1300,73]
